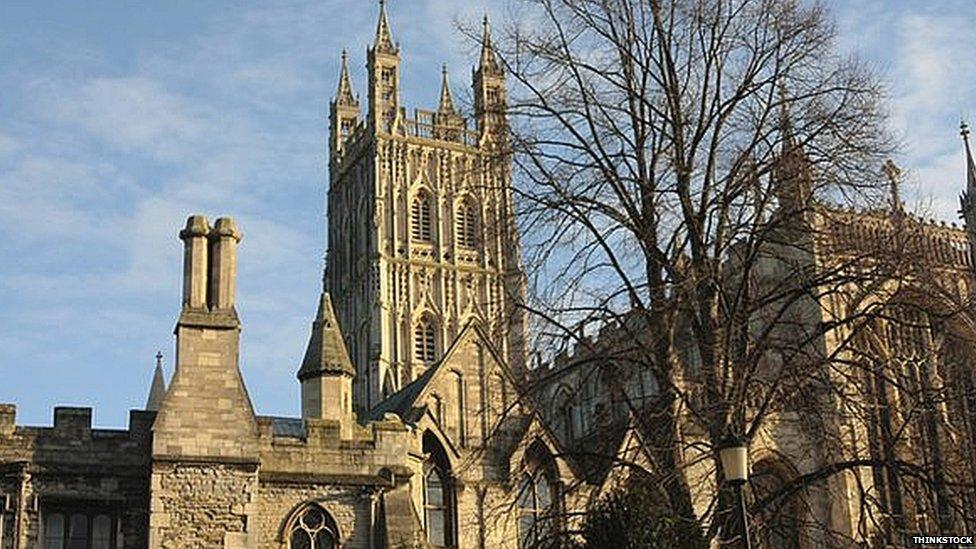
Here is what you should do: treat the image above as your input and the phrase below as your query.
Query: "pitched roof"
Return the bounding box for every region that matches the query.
[297,293,355,380]
[368,321,501,422]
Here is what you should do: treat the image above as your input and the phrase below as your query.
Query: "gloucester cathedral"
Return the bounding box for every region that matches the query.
[2,2,976,548]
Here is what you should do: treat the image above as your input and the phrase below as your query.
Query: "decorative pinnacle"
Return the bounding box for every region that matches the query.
[439,64,455,114]
[374,0,397,53]
[336,48,357,106]
[479,13,500,74]
[156,351,163,365]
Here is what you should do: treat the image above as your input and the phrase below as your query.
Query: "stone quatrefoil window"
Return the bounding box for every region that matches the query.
[42,509,116,549]
[288,505,339,549]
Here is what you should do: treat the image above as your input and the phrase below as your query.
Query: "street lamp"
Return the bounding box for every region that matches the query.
[719,432,753,549]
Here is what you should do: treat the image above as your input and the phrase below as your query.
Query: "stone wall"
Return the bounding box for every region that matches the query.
[149,461,257,548]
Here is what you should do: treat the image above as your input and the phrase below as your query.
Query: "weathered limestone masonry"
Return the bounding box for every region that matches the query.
[0,405,154,548]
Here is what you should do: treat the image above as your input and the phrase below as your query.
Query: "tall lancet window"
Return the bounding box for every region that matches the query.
[412,190,434,242]
[414,315,438,365]
[423,431,456,548]
[455,198,478,249]
[518,442,560,549]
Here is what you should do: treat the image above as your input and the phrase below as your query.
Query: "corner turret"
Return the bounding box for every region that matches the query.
[330,49,361,160]
[368,0,401,133]
[473,15,507,140]
[299,293,356,438]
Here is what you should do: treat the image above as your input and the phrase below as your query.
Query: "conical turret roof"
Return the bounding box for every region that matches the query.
[298,293,356,379]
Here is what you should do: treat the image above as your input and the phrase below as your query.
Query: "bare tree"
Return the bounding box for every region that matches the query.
[469,0,976,546]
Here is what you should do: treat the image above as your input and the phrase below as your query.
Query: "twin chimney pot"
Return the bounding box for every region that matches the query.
[179,215,242,312]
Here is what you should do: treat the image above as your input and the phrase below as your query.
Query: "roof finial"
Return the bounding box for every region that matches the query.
[439,64,455,114]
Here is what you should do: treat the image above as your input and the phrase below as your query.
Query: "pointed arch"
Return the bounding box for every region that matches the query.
[551,385,576,443]
[414,312,440,366]
[411,188,434,242]
[751,457,803,549]
[422,430,456,548]
[285,502,341,549]
[518,439,561,548]
[455,195,479,249]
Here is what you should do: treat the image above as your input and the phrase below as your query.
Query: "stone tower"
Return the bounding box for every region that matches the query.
[324,2,525,411]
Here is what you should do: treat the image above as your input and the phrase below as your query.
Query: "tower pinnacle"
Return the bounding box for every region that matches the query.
[479,14,501,74]
[439,64,455,114]
[336,49,357,107]
[374,0,397,54]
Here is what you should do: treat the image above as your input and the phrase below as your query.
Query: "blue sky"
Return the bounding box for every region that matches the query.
[0,0,973,427]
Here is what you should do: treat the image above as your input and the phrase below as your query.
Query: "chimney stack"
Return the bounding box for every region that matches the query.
[179,215,210,309]
[208,217,243,310]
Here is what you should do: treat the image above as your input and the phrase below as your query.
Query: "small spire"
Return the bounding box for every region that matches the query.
[146,351,167,412]
[336,49,357,107]
[374,0,397,54]
[439,64,455,114]
[962,120,976,193]
[479,14,501,74]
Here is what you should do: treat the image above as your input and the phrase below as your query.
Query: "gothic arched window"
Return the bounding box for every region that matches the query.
[412,190,434,242]
[414,315,438,365]
[518,443,559,549]
[552,387,574,442]
[423,431,456,548]
[455,198,478,249]
[287,504,339,549]
[751,459,801,549]
[382,369,396,400]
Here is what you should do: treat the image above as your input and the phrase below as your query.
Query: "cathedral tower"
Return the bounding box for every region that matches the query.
[323,3,524,411]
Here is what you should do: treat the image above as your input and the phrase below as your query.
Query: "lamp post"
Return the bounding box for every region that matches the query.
[719,432,753,549]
